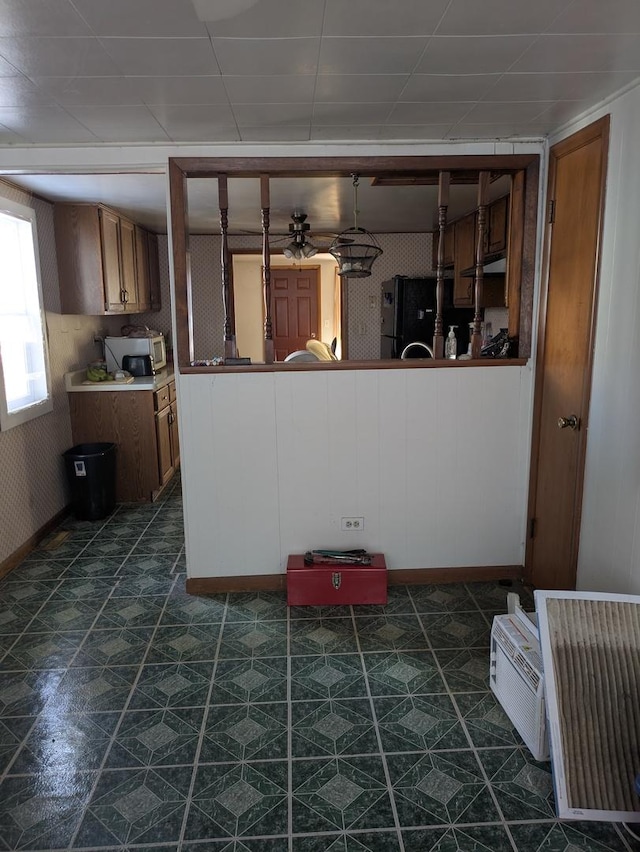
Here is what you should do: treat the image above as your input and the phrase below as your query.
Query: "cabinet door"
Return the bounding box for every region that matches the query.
[147,232,162,312]
[134,226,151,312]
[169,403,180,468]
[119,218,138,312]
[156,405,174,486]
[99,208,125,312]
[453,214,476,307]
[487,195,509,254]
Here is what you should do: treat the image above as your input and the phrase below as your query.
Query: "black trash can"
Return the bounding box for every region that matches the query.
[63,442,117,520]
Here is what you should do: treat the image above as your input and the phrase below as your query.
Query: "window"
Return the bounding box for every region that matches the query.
[0,196,52,430]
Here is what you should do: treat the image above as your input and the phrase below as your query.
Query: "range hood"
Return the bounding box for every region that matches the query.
[461,256,507,277]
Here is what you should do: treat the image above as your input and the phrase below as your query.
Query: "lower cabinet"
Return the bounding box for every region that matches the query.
[68,380,179,502]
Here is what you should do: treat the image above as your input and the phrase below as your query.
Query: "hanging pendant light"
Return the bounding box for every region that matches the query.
[329,174,383,278]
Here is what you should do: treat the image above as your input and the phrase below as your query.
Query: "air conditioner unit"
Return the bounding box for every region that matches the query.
[490,606,549,761]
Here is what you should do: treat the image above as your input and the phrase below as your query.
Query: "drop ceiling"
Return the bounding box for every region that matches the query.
[1,0,639,232]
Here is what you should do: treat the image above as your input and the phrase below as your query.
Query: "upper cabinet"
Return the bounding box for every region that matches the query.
[54,203,161,315]
[485,194,509,256]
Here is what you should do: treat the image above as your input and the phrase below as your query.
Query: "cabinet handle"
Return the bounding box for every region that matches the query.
[123,290,129,303]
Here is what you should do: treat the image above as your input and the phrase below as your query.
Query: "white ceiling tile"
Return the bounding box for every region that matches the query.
[447,122,546,138]
[64,105,170,142]
[0,76,55,106]
[31,76,143,106]
[71,0,207,37]
[487,70,640,101]
[146,105,239,141]
[0,0,91,36]
[0,55,17,75]
[232,103,313,126]
[533,100,591,125]
[0,37,120,77]
[387,101,474,123]
[415,36,536,74]
[549,0,640,34]
[510,34,640,73]
[0,122,26,142]
[149,101,235,125]
[239,126,311,142]
[312,102,394,125]
[377,124,456,139]
[401,74,500,101]
[223,75,316,104]
[323,0,450,37]
[314,74,409,103]
[462,101,554,123]
[0,105,99,142]
[204,0,325,37]
[436,0,574,35]
[319,37,428,75]
[99,37,219,76]
[212,37,320,76]
[131,76,229,105]
[310,125,383,140]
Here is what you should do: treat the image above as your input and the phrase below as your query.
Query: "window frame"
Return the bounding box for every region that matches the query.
[0,195,53,431]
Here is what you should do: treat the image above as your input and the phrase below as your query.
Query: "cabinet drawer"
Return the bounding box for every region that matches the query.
[154,386,170,411]
[169,381,176,403]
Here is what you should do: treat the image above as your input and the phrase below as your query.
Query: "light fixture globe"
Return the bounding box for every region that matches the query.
[282,212,318,260]
[329,175,383,278]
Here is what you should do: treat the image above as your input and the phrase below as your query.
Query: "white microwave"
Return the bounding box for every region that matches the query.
[104,335,166,373]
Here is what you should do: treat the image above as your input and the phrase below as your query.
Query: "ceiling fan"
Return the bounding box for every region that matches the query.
[283,212,317,259]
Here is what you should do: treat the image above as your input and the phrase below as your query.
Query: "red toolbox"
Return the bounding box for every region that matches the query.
[286,553,387,606]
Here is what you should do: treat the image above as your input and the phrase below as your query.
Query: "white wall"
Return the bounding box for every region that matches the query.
[552,83,640,594]
[179,365,533,577]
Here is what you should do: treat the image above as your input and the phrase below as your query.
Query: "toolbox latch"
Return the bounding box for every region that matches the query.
[331,572,342,590]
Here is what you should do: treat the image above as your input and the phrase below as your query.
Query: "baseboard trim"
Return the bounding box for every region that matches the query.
[0,505,71,581]
[186,564,523,595]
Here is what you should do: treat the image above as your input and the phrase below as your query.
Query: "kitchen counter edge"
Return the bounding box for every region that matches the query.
[65,368,175,393]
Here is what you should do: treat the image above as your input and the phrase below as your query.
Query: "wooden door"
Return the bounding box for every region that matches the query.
[270,268,320,361]
[526,117,609,590]
[119,218,138,311]
[99,208,124,312]
[156,405,174,486]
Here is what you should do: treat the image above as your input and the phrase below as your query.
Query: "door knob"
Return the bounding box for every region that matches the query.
[558,414,580,431]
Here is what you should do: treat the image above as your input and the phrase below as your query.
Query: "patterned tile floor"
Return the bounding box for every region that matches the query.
[1,476,639,852]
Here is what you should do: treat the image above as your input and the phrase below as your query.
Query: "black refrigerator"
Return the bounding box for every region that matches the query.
[380,276,473,359]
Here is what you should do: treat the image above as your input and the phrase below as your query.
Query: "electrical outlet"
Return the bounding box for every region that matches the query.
[341,517,364,531]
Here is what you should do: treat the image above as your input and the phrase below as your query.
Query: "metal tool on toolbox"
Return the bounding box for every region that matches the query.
[303,549,373,566]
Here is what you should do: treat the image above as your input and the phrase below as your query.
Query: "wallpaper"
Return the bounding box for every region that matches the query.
[149,232,438,362]
[0,181,122,565]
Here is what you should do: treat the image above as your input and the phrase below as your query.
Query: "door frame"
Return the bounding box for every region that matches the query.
[525,115,610,588]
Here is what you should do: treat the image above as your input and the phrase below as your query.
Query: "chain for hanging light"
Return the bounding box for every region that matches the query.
[329,173,383,278]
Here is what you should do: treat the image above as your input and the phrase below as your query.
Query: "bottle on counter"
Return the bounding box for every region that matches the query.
[445,325,458,360]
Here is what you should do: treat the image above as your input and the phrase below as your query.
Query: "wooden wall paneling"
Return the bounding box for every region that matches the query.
[261,175,274,364]
[472,171,490,358]
[433,170,450,359]
[169,160,192,370]
[518,159,540,359]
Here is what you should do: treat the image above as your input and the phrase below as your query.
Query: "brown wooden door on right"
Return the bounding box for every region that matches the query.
[271,268,320,361]
[526,116,609,590]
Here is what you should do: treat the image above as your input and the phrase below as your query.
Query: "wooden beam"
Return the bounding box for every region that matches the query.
[168,159,193,370]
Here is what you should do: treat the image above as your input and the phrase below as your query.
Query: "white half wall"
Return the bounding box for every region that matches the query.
[552,82,640,594]
[178,365,533,578]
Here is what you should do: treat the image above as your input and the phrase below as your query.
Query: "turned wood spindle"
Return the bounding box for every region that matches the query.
[261,175,274,364]
[433,170,450,359]
[472,171,490,359]
[218,175,236,359]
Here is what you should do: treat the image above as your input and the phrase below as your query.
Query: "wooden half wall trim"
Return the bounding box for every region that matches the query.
[0,505,71,581]
[185,564,523,595]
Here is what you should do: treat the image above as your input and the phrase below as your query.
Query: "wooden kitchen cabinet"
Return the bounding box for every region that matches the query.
[68,379,179,502]
[55,202,159,315]
[485,194,509,255]
[453,213,476,307]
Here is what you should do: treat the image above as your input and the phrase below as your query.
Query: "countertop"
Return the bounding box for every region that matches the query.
[65,368,175,393]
